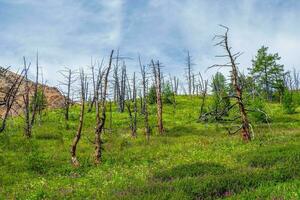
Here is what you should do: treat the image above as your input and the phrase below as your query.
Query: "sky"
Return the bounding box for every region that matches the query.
[0,0,299,86]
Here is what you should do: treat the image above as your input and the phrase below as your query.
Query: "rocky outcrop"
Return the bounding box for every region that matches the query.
[0,67,65,116]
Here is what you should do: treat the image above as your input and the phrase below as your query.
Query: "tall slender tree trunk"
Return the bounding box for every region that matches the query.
[223,29,251,141]
[94,50,114,164]
[152,60,164,134]
[70,69,86,166]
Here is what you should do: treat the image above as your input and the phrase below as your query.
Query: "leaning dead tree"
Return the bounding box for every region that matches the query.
[210,25,251,141]
[70,69,86,166]
[94,50,114,164]
[0,67,25,132]
[152,60,164,134]
[22,54,39,138]
[58,68,76,121]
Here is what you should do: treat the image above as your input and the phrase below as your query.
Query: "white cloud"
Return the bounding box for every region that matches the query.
[0,0,299,86]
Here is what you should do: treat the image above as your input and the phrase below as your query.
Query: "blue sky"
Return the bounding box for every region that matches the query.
[0,0,299,85]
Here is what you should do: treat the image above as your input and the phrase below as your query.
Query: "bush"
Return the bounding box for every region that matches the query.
[148,85,156,104]
[249,97,269,123]
[282,91,297,114]
[162,84,174,104]
[30,88,47,112]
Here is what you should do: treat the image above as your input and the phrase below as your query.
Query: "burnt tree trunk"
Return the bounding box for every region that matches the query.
[0,67,25,133]
[221,26,251,141]
[140,62,150,141]
[94,50,114,164]
[132,72,137,137]
[152,60,164,134]
[30,52,39,126]
[70,69,86,166]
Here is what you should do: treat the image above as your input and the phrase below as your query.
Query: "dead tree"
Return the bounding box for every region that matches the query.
[125,72,137,137]
[168,74,177,125]
[152,60,164,134]
[293,68,299,91]
[211,25,251,141]
[186,51,193,96]
[119,63,126,112]
[139,56,146,114]
[113,64,120,104]
[58,68,76,121]
[38,67,46,125]
[140,61,150,141]
[198,73,208,121]
[22,55,39,138]
[70,69,86,166]
[94,50,114,164]
[84,74,89,104]
[173,76,179,95]
[0,67,26,132]
[30,52,39,126]
[88,58,96,112]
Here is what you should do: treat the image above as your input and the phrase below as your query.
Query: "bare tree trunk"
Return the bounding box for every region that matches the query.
[22,57,32,138]
[140,62,150,141]
[58,68,74,122]
[198,73,208,121]
[109,100,112,133]
[0,67,25,132]
[131,72,137,137]
[213,26,251,141]
[186,51,193,96]
[152,60,164,134]
[94,50,114,164]
[139,56,146,114]
[30,52,39,126]
[65,70,72,121]
[174,76,179,95]
[88,58,96,113]
[70,69,86,166]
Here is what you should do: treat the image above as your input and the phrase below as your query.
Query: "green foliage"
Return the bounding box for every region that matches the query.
[248,97,269,123]
[209,72,231,119]
[250,46,285,101]
[162,83,174,104]
[211,72,227,93]
[0,96,299,199]
[26,150,49,174]
[30,88,47,112]
[147,85,156,104]
[282,90,298,114]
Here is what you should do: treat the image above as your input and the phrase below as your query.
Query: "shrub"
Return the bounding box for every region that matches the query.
[249,97,269,123]
[282,91,297,114]
[162,84,174,104]
[148,85,156,104]
[30,88,47,112]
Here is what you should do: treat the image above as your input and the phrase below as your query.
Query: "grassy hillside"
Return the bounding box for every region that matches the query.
[0,96,299,199]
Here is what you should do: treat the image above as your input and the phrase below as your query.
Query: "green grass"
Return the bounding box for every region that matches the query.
[0,96,299,199]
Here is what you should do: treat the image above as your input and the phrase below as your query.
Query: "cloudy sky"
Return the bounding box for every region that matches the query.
[0,0,299,85]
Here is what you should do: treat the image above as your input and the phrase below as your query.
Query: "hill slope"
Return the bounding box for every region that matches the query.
[0,67,65,117]
[0,96,299,199]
